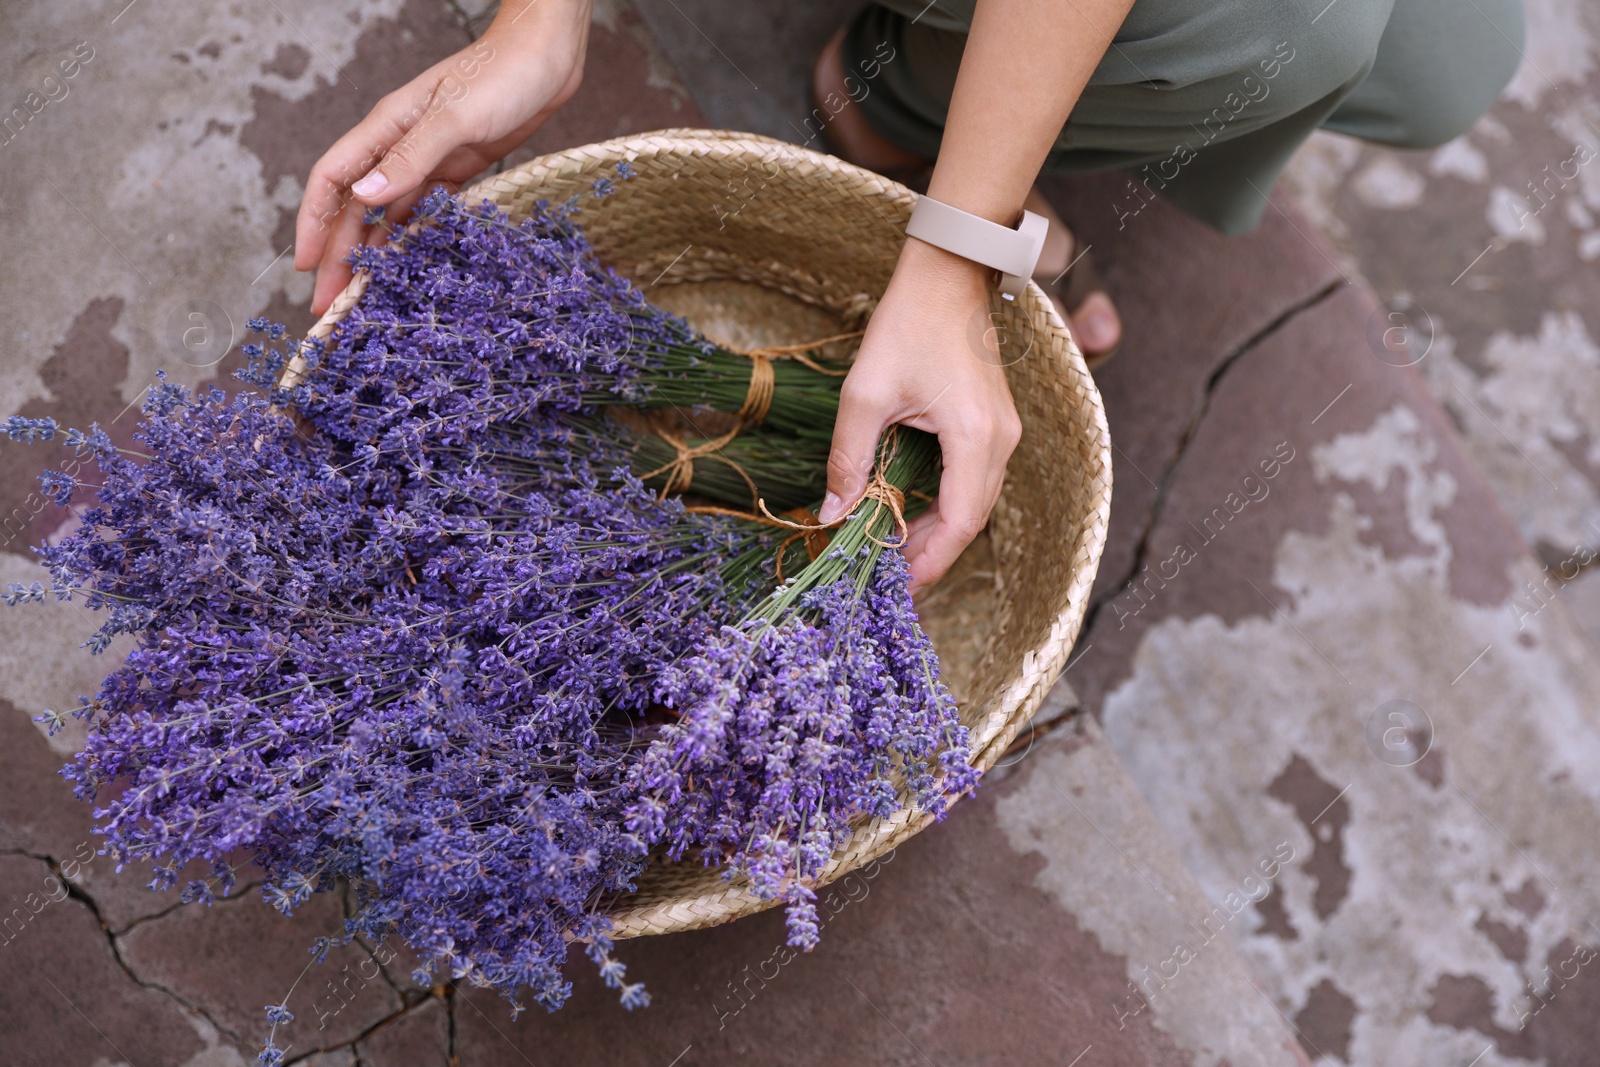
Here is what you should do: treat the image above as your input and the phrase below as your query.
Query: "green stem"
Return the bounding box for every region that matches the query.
[744,428,940,626]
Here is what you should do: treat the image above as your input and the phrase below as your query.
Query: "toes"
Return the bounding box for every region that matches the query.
[1072,291,1122,355]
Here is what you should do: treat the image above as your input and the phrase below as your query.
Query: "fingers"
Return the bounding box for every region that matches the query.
[294,75,464,272]
[299,91,477,315]
[905,431,996,592]
[819,373,896,524]
[901,503,940,562]
[310,204,371,317]
[347,89,464,210]
[902,506,940,606]
[295,116,399,272]
[907,390,1022,591]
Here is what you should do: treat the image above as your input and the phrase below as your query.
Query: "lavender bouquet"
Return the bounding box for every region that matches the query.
[627,429,977,948]
[254,189,852,450]
[6,179,976,1034]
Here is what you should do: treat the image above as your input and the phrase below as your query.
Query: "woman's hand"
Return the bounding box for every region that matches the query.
[814,0,1133,591]
[295,0,594,315]
[818,238,1022,593]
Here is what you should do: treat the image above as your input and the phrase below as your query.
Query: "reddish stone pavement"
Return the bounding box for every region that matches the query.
[3,2,1598,1066]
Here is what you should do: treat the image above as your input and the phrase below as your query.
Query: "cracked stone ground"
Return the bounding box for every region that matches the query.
[2,1,1597,1065]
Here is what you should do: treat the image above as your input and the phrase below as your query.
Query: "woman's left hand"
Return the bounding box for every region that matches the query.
[294,0,594,316]
[818,237,1022,593]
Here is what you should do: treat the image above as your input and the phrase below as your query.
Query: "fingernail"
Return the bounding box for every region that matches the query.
[818,492,844,524]
[352,171,388,198]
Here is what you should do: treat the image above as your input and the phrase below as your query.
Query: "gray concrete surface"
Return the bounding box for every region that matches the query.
[1279,0,1600,653]
[2,0,1597,1065]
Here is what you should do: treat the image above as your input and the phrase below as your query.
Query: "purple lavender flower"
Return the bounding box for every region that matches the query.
[629,549,975,949]
[6,185,967,1029]
[11,369,789,1018]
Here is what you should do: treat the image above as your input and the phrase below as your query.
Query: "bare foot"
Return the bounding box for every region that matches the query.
[1025,188,1122,360]
[811,28,1122,362]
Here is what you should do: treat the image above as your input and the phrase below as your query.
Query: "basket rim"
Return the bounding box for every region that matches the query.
[286,128,1113,939]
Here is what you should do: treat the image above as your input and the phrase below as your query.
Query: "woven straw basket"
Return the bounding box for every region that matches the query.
[290,129,1111,939]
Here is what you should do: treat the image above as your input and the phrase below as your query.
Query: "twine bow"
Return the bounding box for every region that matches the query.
[636,426,755,500]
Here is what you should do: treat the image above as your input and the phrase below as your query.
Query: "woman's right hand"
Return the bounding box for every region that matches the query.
[295,0,594,315]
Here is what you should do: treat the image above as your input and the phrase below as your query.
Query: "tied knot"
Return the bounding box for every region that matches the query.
[638,427,752,500]
[851,475,909,548]
[756,464,910,551]
[739,354,775,424]
[721,330,859,426]
[686,424,912,584]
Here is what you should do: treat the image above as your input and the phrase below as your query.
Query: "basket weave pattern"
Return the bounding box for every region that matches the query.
[292,129,1112,939]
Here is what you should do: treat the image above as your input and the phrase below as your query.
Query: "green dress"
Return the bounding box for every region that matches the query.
[838,0,1523,232]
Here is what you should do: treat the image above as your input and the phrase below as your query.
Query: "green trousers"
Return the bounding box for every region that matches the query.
[839,0,1524,232]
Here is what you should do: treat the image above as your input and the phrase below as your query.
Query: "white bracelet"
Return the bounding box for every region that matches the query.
[905,195,1049,298]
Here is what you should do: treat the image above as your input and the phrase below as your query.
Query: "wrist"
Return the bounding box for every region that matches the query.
[487,0,591,48]
[897,234,991,296]
[923,170,1027,231]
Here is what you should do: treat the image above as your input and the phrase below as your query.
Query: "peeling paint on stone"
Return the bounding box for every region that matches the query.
[0,554,132,756]
[1293,978,1357,1063]
[1350,156,1425,210]
[994,720,1303,1067]
[1277,0,1600,648]
[0,295,133,560]
[1430,138,1490,183]
[1424,313,1600,556]
[1265,755,1351,923]
[1502,0,1597,110]
[1101,403,1600,1066]
[0,0,406,415]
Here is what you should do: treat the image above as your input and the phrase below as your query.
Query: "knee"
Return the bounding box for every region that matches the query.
[1389,52,1521,148]
[1390,106,1498,152]
[1383,0,1526,148]
[1251,6,1392,126]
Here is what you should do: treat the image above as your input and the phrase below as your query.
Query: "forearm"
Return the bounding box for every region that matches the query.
[924,0,1134,225]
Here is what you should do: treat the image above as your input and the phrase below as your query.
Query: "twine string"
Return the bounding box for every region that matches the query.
[756,477,908,549]
[646,329,868,510]
[717,329,861,426]
[738,353,776,424]
[773,508,830,583]
[739,331,860,377]
[683,503,809,581]
[751,427,910,550]
[637,427,754,501]
[680,504,843,584]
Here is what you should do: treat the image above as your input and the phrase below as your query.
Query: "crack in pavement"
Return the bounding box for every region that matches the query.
[448,981,459,1066]
[113,876,264,936]
[9,844,254,1052]
[342,880,410,1003]
[270,881,459,1066]
[15,844,402,1062]
[282,994,435,1066]
[12,839,447,1064]
[1079,278,1347,644]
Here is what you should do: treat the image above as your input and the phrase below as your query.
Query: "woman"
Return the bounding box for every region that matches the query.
[294,0,1522,590]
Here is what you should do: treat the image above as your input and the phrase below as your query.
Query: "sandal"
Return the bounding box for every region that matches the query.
[1039,240,1121,370]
